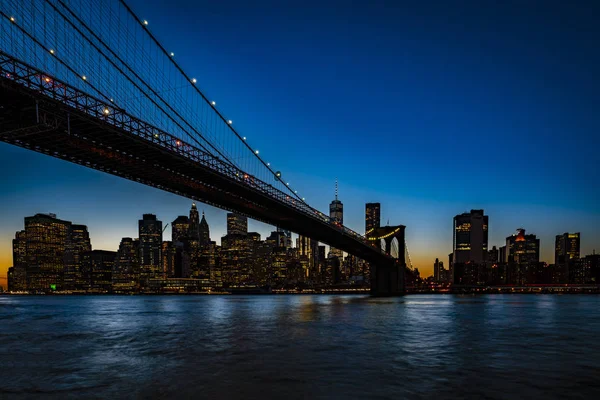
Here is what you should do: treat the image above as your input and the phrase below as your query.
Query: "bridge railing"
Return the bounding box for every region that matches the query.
[0,51,379,253]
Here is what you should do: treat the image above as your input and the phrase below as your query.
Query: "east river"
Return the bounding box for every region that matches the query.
[1,295,599,399]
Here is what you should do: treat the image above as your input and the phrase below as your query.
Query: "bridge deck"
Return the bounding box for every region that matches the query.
[0,53,393,266]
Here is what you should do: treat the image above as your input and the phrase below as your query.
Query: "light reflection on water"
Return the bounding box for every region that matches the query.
[1,294,600,399]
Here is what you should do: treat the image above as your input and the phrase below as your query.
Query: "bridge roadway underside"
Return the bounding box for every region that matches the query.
[0,77,404,295]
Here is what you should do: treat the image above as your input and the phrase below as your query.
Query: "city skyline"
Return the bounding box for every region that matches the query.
[2,196,598,289]
[1,0,599,287]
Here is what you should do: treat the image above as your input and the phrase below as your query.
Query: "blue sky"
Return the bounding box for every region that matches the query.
[1,0,599,285]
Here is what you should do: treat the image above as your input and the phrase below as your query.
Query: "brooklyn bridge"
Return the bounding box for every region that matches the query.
[0,0,411,295]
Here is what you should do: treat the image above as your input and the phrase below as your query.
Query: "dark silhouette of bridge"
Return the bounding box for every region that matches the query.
[0,1,406,295]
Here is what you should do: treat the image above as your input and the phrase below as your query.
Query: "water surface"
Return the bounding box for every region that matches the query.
[1,295,599,399]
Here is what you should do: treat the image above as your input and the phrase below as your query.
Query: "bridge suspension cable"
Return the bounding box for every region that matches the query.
[1,0,307,203]
[116,0,305,203]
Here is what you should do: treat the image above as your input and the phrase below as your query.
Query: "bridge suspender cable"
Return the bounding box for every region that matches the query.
[117,0,306,203]
[46,0,234,166]
[0,11,114,106]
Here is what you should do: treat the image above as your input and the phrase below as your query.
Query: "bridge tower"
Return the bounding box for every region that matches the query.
[366,225,406,296]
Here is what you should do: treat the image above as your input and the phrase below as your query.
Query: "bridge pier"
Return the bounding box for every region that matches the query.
[370,261,405,296]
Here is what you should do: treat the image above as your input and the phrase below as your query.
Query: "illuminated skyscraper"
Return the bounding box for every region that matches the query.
[139,214,163,281]
[10,230,27,291]
[506,229,540,264]
[189,203,200,240]
[83,250,116,293]
[434,258,445,282]
[172,215,190,243]
[365,203,381,234]
[453,209,488,264]
[555,232,580,265]
[199,211,210,245]
[227,213,248,236]
[64,224,92,291]
[555,232,580,283]
[24,213,71,292]
[113,237,139,293]
[329,180,343,259]
[297,235,318,279]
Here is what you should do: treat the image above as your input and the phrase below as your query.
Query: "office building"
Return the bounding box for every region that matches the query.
[84,250,116,293]
[64,224,92,291]
[10,230,27,291]
[112,237,139,293]
[555,232,580,265]
[453,209,488,264]
[227,213,248,236]
[506,228,540,264]
[24,213,71,291]
[171,215,190,243]
[329,180,344,259]
[365,203,381,234]
[199,211,210,245]
[139,214,163,280]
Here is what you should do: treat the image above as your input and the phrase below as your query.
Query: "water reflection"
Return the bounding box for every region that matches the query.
[1,295,600,399]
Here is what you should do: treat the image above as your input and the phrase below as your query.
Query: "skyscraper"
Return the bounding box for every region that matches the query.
[434,258,444,282]
[365,203,381,234]
[24,213,71,291]
[506,229,540,264]
[172,215,190,243]
[189,203,200,240]
[555,232,580,265]
[64,224,92,291]
[453,209,488,264]
[329,180,343,259]
[10,230,27,291]
[199,211,210,245]
[113,237,139,293]
[297,235,318,279]
[227,213,248,236]
[84,250,116,293]
[554,232,580,283]
[139,214,163,280]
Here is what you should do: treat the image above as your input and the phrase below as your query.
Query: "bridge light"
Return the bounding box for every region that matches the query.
[191,78,197,83]
[244,174,248,179]
[211,101,216,106]
[82,75,87,80]
[228,120,232,124]
[302,197,305,201]
[170,52,174,57]
[294,190,297,193]
[267,162,270,166]
[110,98,114,102]
[143,20,148,25]
[255,150,259,154]
[286,182,290,185]
[176,140,181,146]
[103,108,110,115]
[10,17,15,22]
[49,49,55,55]
[154,134,159,138]
[242,136,246,140]
[44,77,51,83]
[275,171,281,177]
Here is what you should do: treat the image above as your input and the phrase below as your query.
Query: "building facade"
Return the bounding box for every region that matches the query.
[365,202,381,234]
[453,209,488,264]
[227,213,248,236]
[139,214,163,281]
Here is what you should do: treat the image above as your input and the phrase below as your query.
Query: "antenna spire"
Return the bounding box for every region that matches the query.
[335,178,338,201]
